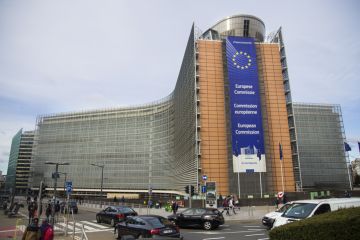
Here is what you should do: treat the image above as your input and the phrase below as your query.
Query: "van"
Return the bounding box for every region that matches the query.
[262,202,292,229]
[272,198,360,228]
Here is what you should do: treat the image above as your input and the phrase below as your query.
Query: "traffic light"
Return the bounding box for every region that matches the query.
[40,182,47,199]
[185,185,189,194]
[190,185,195,195]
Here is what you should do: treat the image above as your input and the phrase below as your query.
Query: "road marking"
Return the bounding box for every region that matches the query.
[80,220,110,229]
[245,233,265,237]
[203,237,225,240]
[57,222,81,232]
[257,238,269,240]
[74,222,96,230]
[192,230,264,235]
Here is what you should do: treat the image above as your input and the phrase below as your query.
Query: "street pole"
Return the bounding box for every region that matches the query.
[100,166,104,208]
[45,161,69,226]
[90,163,105,208]
[189,184,192,208]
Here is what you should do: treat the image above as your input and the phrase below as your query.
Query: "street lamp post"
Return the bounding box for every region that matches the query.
[45,161,69,226]
[90,163,105,207]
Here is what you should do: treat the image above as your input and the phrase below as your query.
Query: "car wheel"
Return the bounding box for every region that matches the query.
[111,219,115,227]
[96,215,101,223]
[137,234,144,239]
[203,221,213,230]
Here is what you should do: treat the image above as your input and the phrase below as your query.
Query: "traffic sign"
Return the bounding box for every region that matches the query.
[277,191,284,198]
[202,175,207,181]
[201,186,207,193]
[66,181,72,193]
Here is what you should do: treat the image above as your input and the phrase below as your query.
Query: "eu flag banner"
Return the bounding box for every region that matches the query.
[358,142,360,154]
[279,143,283,161]
[344,142,351,152]
[226,37,266,173]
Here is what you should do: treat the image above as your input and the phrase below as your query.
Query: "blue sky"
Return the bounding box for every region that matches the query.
[0,0,359,174]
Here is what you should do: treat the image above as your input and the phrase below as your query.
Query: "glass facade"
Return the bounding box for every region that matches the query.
[210,14,265,42]
[5,129,22,191]
[293,103,350,189]
[30,26,198,194]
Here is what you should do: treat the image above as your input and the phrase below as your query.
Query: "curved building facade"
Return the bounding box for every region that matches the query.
[29,14,350,198]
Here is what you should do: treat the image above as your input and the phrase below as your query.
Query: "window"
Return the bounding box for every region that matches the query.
[314,204,331,215]
[243,19,250,37]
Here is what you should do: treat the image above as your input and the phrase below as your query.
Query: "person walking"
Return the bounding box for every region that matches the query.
[229,196,236,215]
[171,201,178,214]
[45,204,51,221]
[222,197,230,216]
[27,200,36,224]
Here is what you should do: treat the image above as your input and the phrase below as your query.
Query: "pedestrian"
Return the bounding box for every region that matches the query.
[45,204,51,221]
[171,201,178,214]
[282,194,287,204]
[27,200,37,224]
[121,196,125,205]
[222,197,230,216]
[22,218,41,240]
[229,196,236,214]
[40,219,54,240]
[113,196,117,203]
[275,197,280,209]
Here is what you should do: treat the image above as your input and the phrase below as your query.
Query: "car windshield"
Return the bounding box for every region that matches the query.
[276,203,292,213]
[283,203,317,219]
[116,207,134,214]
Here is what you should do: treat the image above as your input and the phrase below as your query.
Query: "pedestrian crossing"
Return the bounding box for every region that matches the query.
[53,220,112,233]
[15,220,113,236]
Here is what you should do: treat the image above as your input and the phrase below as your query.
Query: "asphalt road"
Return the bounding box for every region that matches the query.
[1,207,269,240]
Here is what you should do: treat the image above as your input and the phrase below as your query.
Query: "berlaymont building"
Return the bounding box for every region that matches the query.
[24,14,351,199]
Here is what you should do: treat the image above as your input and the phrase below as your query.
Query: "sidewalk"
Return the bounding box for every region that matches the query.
[78,203,275,222]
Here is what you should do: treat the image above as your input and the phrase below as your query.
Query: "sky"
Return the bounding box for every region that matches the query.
[0,0,359,174]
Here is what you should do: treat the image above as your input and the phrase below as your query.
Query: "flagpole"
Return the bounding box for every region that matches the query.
[279,143,285,192]
[259,172,263,198]
[280,159,285,193]
[237,172,241,199]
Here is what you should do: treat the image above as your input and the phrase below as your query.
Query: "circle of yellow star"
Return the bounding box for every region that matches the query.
[232,51,252,70]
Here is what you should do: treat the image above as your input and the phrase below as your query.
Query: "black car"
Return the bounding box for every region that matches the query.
[96,206,138,227]
[168,208,224,230]
[116,215,182,239]
[60,201,78,214]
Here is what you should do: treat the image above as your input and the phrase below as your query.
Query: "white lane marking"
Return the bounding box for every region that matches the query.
[243,226,264,228]
[74,222,96,231]
[245,233,265,237]
[203,237,225,240]
[257,238,269,240]
[57,222,81,232]
[80,220,110,229]
[192,230,263,235]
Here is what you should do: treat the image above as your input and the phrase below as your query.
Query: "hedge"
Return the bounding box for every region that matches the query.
[269,206,360,240]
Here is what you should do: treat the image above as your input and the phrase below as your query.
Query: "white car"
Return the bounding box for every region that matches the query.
[261,203,292,229]
[272,198,360,228]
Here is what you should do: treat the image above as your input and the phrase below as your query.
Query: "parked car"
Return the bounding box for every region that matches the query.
[60,201,78,214]
[96,206,137,227]
[272,198,360,228]
[116,215,183,239]
[168,208,224,230]
[262,202,292,229]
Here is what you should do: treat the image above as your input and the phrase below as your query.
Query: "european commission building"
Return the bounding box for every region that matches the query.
[27,14,350,198]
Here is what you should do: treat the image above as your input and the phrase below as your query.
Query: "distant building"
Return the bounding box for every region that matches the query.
[0,171,5,190]
[5,129,34,194]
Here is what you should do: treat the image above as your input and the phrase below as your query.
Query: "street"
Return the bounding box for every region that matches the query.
[0,206,269,240]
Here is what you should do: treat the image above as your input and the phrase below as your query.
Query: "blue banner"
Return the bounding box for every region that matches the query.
[226,37,266,173]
